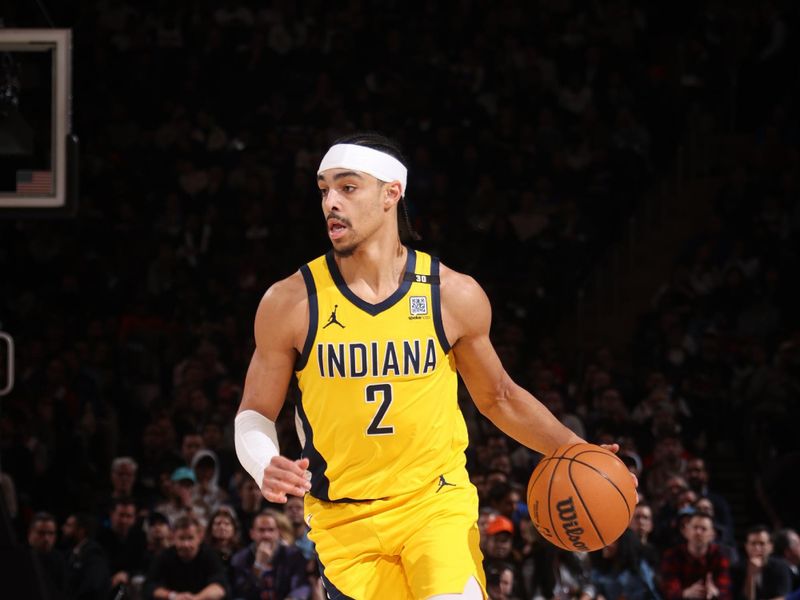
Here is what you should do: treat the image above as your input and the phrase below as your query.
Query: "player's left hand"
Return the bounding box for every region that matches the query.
[600,443,639,502]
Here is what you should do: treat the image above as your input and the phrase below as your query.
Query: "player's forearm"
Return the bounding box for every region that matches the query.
[478,379,583,455]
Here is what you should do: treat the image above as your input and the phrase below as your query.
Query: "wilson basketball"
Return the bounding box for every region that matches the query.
[527,443,637,552]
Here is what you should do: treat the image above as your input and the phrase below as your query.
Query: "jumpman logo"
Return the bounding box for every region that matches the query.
[436,474,456,493]
[323,304,345,329]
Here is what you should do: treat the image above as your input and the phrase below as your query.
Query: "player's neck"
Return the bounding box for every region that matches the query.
[334,236,407,302]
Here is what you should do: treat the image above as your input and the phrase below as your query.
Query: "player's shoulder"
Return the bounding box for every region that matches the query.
[438,262,491,339]
[256,270,309,321]
[438,261,489,308]
[263,269,307,301]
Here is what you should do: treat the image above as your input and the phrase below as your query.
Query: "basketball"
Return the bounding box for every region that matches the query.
[527,443,637,552]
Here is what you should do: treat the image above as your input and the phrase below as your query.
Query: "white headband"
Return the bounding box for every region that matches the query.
[318,144,408,196]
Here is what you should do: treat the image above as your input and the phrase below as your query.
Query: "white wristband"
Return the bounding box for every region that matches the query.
[234,409,280,486]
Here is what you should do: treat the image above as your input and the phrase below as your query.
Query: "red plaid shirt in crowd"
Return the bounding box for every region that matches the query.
[660,543,732,600]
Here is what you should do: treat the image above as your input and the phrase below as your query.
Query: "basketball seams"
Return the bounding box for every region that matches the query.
[567,451,635,519]
[529,444,636,552]
[528,456,556,492]
[545,447,572,551]
[554,447,636,516]
[527,457,551,509]
[567,458,607,549]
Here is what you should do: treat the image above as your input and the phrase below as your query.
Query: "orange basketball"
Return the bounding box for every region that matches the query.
[527,443,637,552]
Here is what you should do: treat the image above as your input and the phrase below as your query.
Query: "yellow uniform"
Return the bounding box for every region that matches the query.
[295,248,485,598]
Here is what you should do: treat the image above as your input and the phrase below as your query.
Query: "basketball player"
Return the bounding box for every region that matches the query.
[235,132,596,599]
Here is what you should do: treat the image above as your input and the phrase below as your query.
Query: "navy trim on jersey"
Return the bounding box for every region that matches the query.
[325,248,417,316]
[296,265,318,371]
[295,391,332,500]
[297,393,382,503]
[430,256,451,353]
[318,559,356,600]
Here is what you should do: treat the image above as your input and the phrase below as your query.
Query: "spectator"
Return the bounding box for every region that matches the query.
[620,449,644,483]
[685,458,734,541]
[191,449,229,517]
[631,502,660,567]
[137,423,182,507]
[487,483,518,524]
[100,456,143,516]
[143,512,172,571]
[179,431,205,468]
[28,511,67,597]
[773,529,800,590]
[485,469,511,496]
[230,508,310,600]
[96,496,147,594]
[471,470,490,505]
[285,494,314,561]
[695,497,735,548]
[271,508,296,545]
[233,475,266,532]
[483,514,528,598]
[552,548,596,600]
[205,506,242,565]
[732,525,792,600]
[143,515,229,600]
[591,529,661,600]
[483,514,516,566]
[478,508,500,551]
[62,512,111,600]
[201,417,237,491]
[660,512,732,600]
[154,466,208,527]
[486,561,521,600]
[645,435,689,510]
[653,475,693,549]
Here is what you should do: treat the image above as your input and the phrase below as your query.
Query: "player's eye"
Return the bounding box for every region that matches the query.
[319,188,329,198]
[342,185,356,193]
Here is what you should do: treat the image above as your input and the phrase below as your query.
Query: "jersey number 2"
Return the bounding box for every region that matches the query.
[365,383,394,435]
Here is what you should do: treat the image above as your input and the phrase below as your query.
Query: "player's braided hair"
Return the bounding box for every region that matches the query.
[332,132,421,242]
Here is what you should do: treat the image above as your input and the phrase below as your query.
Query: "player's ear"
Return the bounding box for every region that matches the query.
[383,181,402,209]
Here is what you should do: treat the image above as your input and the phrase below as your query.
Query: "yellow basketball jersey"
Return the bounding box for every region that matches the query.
[294,248,469,502]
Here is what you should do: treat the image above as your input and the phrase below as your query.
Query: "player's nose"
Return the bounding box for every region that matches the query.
[322,188,342,212]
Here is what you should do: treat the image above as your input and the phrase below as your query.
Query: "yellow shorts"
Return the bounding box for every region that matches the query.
[305,466,486,599]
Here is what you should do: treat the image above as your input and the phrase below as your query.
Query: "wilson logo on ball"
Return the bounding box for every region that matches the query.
[556,497,588,551]
[527,443,637,551]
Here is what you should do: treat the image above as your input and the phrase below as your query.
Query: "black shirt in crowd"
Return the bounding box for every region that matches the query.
[143,543,230,598]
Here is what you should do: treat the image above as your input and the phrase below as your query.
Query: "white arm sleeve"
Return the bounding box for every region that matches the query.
[234,409,280,486]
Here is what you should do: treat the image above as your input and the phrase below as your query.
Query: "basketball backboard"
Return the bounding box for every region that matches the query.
[0,29,77,216]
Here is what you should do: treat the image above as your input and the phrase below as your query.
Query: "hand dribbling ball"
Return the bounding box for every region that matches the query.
[527,443,637,552]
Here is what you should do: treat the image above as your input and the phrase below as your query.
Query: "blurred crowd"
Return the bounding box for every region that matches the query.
[0,1,798,599]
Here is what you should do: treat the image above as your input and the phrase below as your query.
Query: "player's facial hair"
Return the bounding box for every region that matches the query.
[326,212,357,257]
[333,245,357,258]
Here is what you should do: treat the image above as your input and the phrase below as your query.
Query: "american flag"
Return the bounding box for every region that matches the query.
[16,170,54,194]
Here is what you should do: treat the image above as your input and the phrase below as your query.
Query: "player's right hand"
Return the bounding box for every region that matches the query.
[261,456,311,503]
